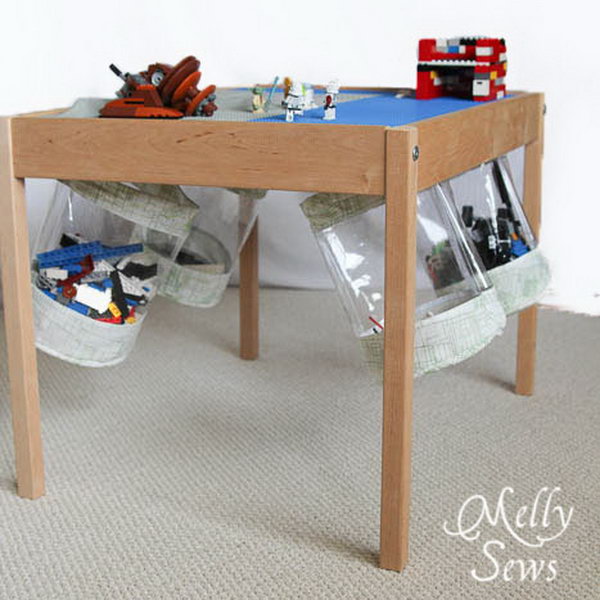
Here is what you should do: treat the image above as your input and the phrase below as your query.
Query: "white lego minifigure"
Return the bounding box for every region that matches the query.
[283,81,305,122]
[323,79,340,121]
[302,84,317,109]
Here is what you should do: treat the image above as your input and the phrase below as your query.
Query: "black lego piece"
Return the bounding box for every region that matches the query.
[109,271,129,324]
[121,262,158,281]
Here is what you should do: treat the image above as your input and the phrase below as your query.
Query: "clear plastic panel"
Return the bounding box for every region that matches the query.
[179,187,262,261]
[444,158,536,271]
[443,155,550,314]
[312,184,491,339]
[140,187,263,307]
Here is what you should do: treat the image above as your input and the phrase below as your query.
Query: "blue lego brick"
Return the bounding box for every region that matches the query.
[511,239,529,257]
[65,264,84,273]
[96,243,144,261]
[42,289,57,300]
[37,241,144,269]
[37,241,103,269]
[67,301,89,315]
[448,45,460,53]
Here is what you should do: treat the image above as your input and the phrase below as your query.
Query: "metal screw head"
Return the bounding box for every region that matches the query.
[412,145,420,161]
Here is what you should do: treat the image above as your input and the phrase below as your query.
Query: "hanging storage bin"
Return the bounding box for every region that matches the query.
[301,185,506,377]
[32,182,161,367]
[140,187,265,308]
[444,156,550,315]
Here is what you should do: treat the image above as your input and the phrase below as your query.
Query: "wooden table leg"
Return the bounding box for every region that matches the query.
[379,127,418,571]
[516,97,544,396]
[239,218,259,360]
[0,118,45,499]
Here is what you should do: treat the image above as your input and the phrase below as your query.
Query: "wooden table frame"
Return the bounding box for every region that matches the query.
[0,89,544,572]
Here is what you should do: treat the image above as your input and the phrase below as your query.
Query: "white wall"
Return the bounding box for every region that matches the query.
[2,0,598,314]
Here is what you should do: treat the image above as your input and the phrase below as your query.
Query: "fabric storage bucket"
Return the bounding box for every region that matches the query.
[301,185,506,377]
[443,156,550,314]
[32,182,162,367]
[140,187,265,308]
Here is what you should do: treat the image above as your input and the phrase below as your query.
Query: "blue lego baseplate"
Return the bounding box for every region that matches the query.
[251,91,510,127]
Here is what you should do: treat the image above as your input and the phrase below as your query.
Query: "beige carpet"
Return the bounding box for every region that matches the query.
[0,289,598,599]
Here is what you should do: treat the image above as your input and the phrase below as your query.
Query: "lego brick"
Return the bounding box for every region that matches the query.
[37,241,143,269]
[74,283,112,313]
[120,261,158,280]
[118,272,147,298]
[109,271,129,323]
[40,267,68,280]
[66,301,89,316]
[37,241,103,269]
[473,79,491,96]
[94,243,144,262]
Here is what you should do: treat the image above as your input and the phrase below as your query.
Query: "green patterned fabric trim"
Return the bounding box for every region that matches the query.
[32,279,145,368]
[146,248,230,308]
[488,247,551,315]
[61,180,199,238]
[301,193,384,231]
[360,287,506,379]
[227,188,268,201]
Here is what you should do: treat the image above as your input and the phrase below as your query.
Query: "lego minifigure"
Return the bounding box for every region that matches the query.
[323,79,340,121]
[283,77,293,100]
[251,85,265,113]
[302,84,317,109]
[282,81,305,122]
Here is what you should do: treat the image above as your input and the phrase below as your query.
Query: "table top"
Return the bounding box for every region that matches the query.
[48,87,510,128]
[10,88,542,195]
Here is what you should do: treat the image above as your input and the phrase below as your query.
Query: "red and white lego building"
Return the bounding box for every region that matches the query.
[416,37,507,102]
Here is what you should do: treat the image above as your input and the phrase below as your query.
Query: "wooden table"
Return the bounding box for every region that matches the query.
[0,88,544,571]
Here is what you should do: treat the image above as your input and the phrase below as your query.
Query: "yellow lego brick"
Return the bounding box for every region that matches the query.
[125,316,137,324]
[491,71,497,80]
[108,302,122,318]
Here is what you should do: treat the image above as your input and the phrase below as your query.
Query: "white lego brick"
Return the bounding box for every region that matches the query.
[433,77,442,85]
[94,260,115,273]
[419,60,477,67]
[497,90,505,99]
[459,45,466,53]
[499,52,507,62]
[473,80,491,96]
[476,46,494,56]
[41,267,68,280]
[118,272,147,298]
[74,284,112,313]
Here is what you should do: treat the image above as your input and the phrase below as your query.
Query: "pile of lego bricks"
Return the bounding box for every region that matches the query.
[416,37,507,101]
[33,234,158,325]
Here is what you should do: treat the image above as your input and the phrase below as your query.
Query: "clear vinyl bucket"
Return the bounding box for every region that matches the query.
[444,156,550,314]
[32,182,161,367]
[301,185,506,377]
[140,187,264,308]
